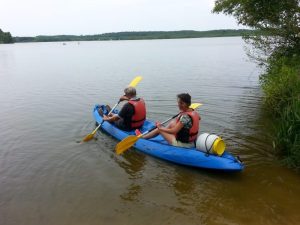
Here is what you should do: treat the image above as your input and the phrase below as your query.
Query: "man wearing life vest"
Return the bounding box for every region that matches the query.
[143,93,200,148]
[101,87,146,131]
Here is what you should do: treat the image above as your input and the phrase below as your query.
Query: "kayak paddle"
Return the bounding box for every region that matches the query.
[115,103,202,155]
[82,76,143,142]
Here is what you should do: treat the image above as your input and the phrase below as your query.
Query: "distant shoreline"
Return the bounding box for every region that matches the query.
[13,29,255,43]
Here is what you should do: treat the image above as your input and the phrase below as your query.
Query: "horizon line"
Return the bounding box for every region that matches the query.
[13,28,252,37]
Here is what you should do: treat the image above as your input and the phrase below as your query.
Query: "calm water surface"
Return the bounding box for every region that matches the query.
[0,38,299,225]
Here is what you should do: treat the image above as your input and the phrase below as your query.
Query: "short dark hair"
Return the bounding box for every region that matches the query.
[124,87,136,96]
[177,93,191,106]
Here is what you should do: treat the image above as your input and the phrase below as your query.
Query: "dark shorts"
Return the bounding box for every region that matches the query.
[114,118,132,131]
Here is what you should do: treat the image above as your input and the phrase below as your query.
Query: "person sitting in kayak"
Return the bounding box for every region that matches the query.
[143,93,200,148]
[99,87,146,131]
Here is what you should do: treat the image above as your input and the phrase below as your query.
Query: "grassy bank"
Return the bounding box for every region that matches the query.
[261,55,300,170]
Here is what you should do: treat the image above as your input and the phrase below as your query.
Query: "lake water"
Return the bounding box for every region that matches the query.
[0,37,299,225]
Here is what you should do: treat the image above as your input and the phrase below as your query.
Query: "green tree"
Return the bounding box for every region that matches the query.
[213,0,300,170]
[213,0,300,61]
[0,29,13,43]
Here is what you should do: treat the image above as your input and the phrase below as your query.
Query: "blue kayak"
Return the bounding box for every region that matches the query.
[93,104,244,172]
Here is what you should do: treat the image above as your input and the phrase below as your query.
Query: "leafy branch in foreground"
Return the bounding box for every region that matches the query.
[214,0,300,63]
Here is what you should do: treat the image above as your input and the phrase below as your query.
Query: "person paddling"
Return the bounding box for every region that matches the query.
[99,87,146,131]
[143,93,200,147]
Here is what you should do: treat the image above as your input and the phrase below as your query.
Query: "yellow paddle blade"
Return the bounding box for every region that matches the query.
[190,103,202,109]
[82,124,101,142]
[116,135,140,155]
[82,133,95,142]
[129,76,143,87]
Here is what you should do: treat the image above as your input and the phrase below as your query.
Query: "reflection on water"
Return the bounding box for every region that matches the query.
[116,151,146,180]
[120,184,142,202]
[116,151,146,202]
[0,38,299,225]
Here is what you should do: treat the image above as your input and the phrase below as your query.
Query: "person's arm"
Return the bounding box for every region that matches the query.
[103,114,120,122]
[104,101,131,122]
[157,121,183,134]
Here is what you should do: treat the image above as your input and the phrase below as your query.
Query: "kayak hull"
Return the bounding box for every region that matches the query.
[93,104,244,172]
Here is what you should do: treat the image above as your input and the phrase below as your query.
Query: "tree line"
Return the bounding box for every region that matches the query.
[13,29,255,43]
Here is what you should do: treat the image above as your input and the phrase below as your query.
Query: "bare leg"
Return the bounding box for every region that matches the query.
[159,130,176,145]
[105,105,112,116]
[143,119,176,139]
[142,128,159,139]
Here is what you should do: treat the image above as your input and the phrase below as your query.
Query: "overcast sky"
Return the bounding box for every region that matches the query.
[0,0,241,36]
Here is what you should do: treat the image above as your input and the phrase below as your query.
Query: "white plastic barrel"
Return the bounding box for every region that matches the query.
[196,133,225,156]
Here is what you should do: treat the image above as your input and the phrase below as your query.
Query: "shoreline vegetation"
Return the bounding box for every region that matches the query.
[7,29,256,43]
[261,55,300,170]
[214,0,300,171]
